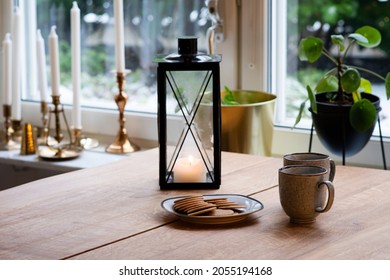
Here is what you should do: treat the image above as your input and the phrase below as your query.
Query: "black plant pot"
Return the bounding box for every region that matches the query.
[309,92,381,157]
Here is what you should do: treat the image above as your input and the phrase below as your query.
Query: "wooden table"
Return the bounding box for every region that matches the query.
[0,148,389,260]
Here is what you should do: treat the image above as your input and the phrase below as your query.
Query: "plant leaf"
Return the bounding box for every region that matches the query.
[350,99,377,132]
[293,99,308,128]
[354,26,381,48]
[331,35,345,51]
[224,85,233,96]
[348,33,369,45]
[222,86,239,105]
[385,72,390,100]
[307,85,317,114]
[315,75,338,93]
[341,68,361,93]
[359,78,372,94]
[298,37,323,63]
[352,91,361,103]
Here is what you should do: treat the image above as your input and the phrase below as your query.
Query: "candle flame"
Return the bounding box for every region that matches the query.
[188,155,194,166]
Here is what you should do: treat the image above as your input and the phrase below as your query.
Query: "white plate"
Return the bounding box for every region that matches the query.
[161,194,264,224]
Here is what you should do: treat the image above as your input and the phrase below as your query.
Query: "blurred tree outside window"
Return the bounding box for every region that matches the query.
[35,0,211,114]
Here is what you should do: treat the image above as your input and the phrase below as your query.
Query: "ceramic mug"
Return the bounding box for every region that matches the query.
[283,152,336,181]
[278,165,335,224]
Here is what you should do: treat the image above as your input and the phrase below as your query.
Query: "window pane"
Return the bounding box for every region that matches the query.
[283,0,390,136]
[35,0,211,114]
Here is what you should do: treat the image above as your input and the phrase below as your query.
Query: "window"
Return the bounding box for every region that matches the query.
[34,0,212,114]
[269,0,390,137]
[237,0,389,167]
[1,0,235,143]
[1,0,388,167]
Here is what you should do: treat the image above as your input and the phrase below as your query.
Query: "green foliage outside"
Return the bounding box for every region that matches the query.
[36,0,209,105]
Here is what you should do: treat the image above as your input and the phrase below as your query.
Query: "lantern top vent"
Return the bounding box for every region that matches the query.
[178,36,197,56]
[154,37,221,64]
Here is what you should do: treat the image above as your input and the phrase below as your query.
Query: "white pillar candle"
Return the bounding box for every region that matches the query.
[71,1,82,129]
[36,30,48,103]
[2,33,12,106]
[173,155,206,183]
[11,7,22,120]
[49,26,60,96]
[114,0,125,73]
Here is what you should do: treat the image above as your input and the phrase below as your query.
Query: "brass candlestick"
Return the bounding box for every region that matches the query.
[38,95,81,160]
[11,119,22,143]
[1,104,19,150]
[39,101,49,145]
[71,127,82,147]
[106,71,139,154]
[71,127,99,150]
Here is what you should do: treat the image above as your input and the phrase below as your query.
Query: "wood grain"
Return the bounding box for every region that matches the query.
[0,148,281,259]
[70,165,390,260]
[2,147,389,260]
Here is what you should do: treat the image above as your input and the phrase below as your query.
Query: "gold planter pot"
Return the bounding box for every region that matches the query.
[220,90,276,156]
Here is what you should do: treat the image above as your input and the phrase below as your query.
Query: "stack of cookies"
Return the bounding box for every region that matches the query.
[173,195,246,216]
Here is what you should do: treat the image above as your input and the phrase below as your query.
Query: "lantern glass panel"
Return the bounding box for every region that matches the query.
[165,70,215,184]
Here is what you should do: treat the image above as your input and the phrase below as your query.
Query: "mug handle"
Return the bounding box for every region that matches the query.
[329,159,336,182]
[315,180,335,213]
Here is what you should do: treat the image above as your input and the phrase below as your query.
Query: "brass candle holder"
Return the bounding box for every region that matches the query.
[20,123,37,155]
[71,127,82,147]
[39,101,49,145]
[0,104,19,150]
[38,95,81,160]
[11,119,22,143]
[106,71,139,154]
[71,127,99,150]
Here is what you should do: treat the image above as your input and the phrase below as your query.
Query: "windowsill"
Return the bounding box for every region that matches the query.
[0,146,124,173]
[0,125,158,190]
[2,100,388,184]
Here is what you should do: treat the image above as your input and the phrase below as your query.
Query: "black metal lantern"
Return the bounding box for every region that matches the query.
[155,37,221,189]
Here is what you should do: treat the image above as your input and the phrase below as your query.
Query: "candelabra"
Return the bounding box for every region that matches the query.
[38,95,81,160]
[106,71,139,154]
[0,105,19,150]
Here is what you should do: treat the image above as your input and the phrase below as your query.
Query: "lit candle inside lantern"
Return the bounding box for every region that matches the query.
[71,1,82,129]
[114,0,125,73]
[173,155,206,182]
[36,30,48,103]
[2,33,12,106]
[11,7,22,120]
[49,26,60,96]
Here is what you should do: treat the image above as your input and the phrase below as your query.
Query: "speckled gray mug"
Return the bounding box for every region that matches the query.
[278,165,335,224]
[283,152,335,182]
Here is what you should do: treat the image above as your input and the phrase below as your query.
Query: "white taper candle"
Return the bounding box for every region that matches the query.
[114,0,125,73]
[49,26,60,96]
[71,1,82,129]
[11,7,22,119]
[2,33,12,106]
[36,29,48,103]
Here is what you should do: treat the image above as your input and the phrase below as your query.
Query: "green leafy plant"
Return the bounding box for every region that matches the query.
[295,25,390,132]
[222,86,240,105]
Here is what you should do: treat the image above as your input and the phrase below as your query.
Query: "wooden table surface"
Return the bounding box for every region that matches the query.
[0,148,389,260]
